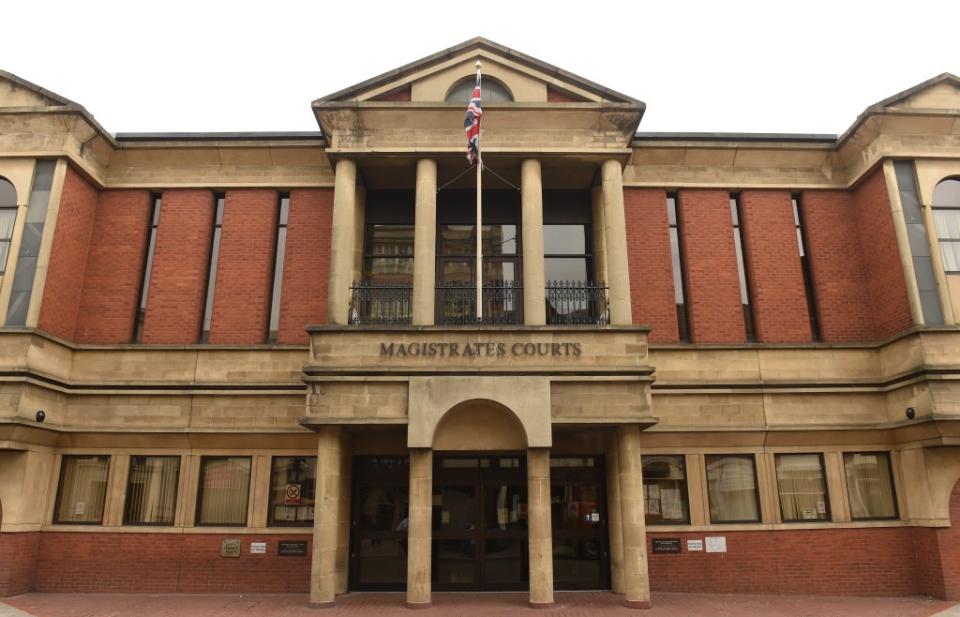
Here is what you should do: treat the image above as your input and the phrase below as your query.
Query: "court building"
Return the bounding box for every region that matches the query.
[1,38,960,608]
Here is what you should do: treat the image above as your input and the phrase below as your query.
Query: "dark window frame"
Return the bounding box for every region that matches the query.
[843,450,900,522]
[267,455,317,528]
[774,452,831,523]
[53,454,111,526]
[199,193,226,343]
[704,453,763,524]
[730,194,756,342]
[792,194,821,341]
[932,177,960,274]
[668,193,691,342]
[133,193,162,342]
[123,455,181,527]
[195,455,252,528]
[641,454,691,526]
[267,193,290,342]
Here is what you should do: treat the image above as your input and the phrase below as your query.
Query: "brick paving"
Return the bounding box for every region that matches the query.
[1,592,954,617]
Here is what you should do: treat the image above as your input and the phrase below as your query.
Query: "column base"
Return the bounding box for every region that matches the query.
[624,599,652,610]
[405,601,433,610]
[528,601,556,609]
[307,601,336,609]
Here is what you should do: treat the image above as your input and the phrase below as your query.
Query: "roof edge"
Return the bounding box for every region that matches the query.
[115,131,325,142]
[633,131,837,144]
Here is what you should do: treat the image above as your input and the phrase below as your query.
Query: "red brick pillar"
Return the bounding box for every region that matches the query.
[624,188,679,342]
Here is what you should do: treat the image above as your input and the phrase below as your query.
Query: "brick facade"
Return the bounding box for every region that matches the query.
[624,188,678,343]
[140,190,215,344]
[913,480,960,601]
[739,190,812,343]
[208,190,279,344]
[37,167,98,340]
[0,531,38,596]
[75,190,153,343]
[276,188,333,344]
[677,190,745,343]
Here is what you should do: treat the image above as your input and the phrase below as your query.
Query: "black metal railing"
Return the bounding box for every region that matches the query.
[545,280,610,325]
[436,281,523,325]
[349,281,412,325]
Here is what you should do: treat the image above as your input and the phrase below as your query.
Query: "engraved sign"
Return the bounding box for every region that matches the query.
[652,538,681,554]
[220,539,241,558]
[278,541,308,556]
[379,341,582,360]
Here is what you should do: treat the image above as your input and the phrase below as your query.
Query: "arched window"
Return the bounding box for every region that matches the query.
[444,76,513,104]
[0,178,18,274]
[933,178,960,273]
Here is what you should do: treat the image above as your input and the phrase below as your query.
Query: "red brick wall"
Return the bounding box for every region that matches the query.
[800,190,876,341]
[677,190,745,343]
[140,190,215,344]
[75,191,153,343]
[31,533,312,593]
[208,190,278,344]
[0,532,38,596]
[38,167,99,340]
[739,190,812,343]
[277,189,333,344]
[913,480,960,601]
[624,188,678,343]
[648,527,920,596]
[853,169,913,339]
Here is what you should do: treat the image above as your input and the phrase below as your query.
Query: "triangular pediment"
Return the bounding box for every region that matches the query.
[0,70,75,109]
[314,37,642,106]
[873,73,960,112]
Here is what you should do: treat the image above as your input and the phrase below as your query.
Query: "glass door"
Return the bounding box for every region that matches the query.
[551,456,610,590]
[349,457,410,591]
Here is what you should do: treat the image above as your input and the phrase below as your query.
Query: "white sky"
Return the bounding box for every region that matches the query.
[1,0,957,136]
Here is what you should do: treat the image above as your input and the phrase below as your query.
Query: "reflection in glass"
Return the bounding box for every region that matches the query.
[551,484,602,531]
[544,225,587,254]
[440,225,475,255]
[705,454,760,523]
[358,485,408,531]
[484,484,527,531]
[433,485,476,531]
[483,224,517,255]
[844,452,898,520]
[483,539,526,584]
[268,456,317,526]
[435,540,476,585]
[545,257,588,283]
[357,538,407,585]
[553,538,602,585]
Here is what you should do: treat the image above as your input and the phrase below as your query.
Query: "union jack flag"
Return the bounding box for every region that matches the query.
[464,74,482,165]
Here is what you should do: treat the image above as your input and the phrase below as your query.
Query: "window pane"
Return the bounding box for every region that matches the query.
[844,452,898,520]
[55,455,109,524]
[544,224,586,255]
[440,225,475,255]
[0,242,9,274]
[776,454,829,522]
[940,242,960,272]
[933,179,960,207]
[369,225,414,256]
[934,210,960,240]
[483,260,517,284]
[545,257,588,283]
[705,454,760,523]
[125,456,180,525]
[669,228,684,303]
[363,257,413,284]
[197,457,251,526]
[0,208,17,239]
[642,455,690,525]
[0,179,16,206]
[483,224,517,255]
[268,456,316,526]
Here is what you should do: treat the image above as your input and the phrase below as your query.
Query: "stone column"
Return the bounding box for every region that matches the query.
[406,448,433,608]
[310,426,343,608]
[413,160,438,325]
[527,447,554,607]
[591,186,609,286]
[617,424,651,609]
[604,432,625,594]
[521,159,546,325]
[327,159,358,325]
[601,160,633,325]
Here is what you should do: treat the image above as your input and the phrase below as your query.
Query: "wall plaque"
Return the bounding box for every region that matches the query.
[652,538,682,554]
[220,539,241,558]
[250,542,267,555]
[278,541,309,556]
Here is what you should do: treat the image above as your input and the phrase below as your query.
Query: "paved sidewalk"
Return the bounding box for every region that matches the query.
[0,592,956,617]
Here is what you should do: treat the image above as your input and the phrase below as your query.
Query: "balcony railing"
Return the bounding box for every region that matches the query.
[349,281,412,325]
[436,281,523,325]
[545,280,610,325]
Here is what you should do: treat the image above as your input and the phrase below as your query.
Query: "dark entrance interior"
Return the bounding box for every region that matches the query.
[350,456,410,590]
[551,456,610,589]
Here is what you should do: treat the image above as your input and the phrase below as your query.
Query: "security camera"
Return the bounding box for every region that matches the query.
[905,407,916,420]
[35,410,46,423]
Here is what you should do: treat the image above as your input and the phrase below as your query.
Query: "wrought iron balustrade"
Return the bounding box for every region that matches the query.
[349,281,412,325]
[545,280,610,325]
[436,281,522,325]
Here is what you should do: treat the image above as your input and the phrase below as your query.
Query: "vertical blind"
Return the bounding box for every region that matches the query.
[55,455,110,524]
[776,454,829,522]
[125,456,180,525]
[706,454,760,523]
[844,452,898,520]
[196,457,251,526]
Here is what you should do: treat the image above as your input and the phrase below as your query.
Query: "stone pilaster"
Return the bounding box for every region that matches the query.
[413,160,437,325]
[601,160,633,325]
[527,447,554,607]
[310,426,343,608]
[605,431,625,594]
[327,159,358,325]
[406,448,433,607]
[617,424,651,609]
[521,159,546,325]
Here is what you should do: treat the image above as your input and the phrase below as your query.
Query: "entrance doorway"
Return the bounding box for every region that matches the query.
[551,456,610,589]
[349,456,410,591]
[433,454,528,590]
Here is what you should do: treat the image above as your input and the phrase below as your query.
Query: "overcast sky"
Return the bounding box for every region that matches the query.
[2,1,956,136]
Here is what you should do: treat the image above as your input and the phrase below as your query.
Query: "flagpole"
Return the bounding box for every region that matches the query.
[475,59,483,322]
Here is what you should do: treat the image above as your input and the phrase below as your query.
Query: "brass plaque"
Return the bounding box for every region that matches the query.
[220,539,241,558]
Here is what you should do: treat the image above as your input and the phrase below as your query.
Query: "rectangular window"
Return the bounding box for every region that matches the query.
[730,195,756,341]
[667,194,690,341]
[775,453,830,522]
[6,160,56,326]
[934,208,960,272]
[200,194,225,342]
[133,194,162,342]
[0,205,18,274]
[54,455,110,524]
[895,161,944,325]
[705,453,760,523]
[124,456,180,526]
[268,456,317,526]
[196,456,251,526]
[267,194,290,342]
[792,195,821,341]
[641,455,690,525]
[844,452,899,521]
